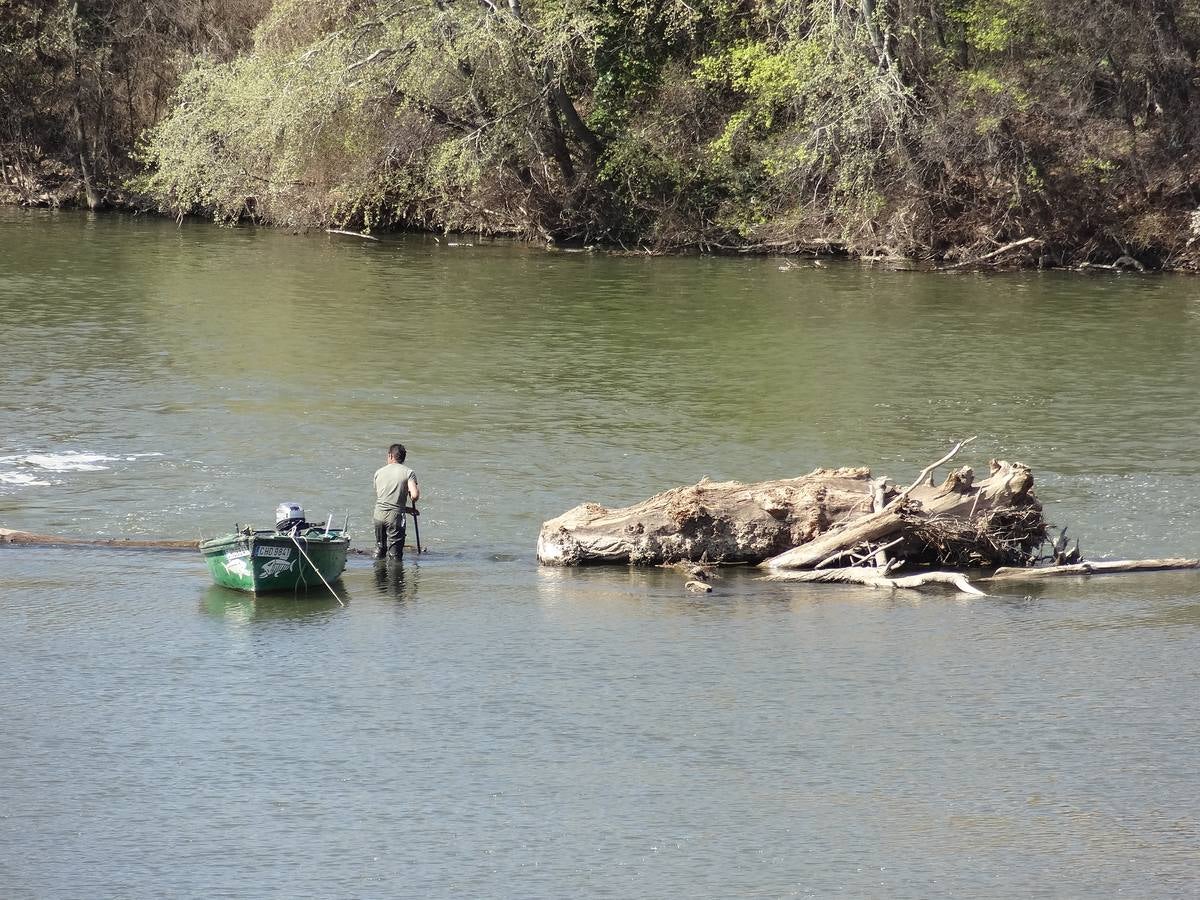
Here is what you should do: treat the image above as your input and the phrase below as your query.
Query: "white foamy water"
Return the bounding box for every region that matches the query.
[0,451,165,490]
[0,472,51,486]
[19,452,119,471]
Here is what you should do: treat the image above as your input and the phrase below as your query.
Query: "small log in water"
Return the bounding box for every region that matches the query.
[0,527,198,551]
[984,558,1200,580]
[762,558,1200,595]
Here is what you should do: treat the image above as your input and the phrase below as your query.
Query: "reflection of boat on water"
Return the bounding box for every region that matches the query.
[200,584,348,621]
[200,502,348,594]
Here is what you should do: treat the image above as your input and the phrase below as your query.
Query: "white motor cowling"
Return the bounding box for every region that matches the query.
[275,501,305,531]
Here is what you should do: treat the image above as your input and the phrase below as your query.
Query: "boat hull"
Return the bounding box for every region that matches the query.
[201,531,348,594]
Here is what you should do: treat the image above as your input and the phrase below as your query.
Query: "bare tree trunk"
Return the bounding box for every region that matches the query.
[68,3,101,210]
[549,83,603,166]
[860,0,890,69]
[543,98,576,183]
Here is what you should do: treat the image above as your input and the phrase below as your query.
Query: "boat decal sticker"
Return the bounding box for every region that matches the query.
[225,547,251,561]
[223,558,252,578]
[260,558,297,577]
[255,545,292,559]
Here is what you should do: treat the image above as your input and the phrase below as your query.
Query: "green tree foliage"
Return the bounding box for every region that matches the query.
[0,0,265,206]
[137,0,613,234]
[5,0,1200,264]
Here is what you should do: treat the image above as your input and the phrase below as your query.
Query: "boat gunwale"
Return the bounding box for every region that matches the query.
[200,530,350,554]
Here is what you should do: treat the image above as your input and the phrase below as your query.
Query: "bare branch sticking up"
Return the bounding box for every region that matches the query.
[899,436,977,499]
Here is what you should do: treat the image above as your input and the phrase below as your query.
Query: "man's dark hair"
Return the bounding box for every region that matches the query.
[388,443,407,463]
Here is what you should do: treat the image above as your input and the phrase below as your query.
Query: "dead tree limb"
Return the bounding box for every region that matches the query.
[985,558,1200,580]
[941,237,1042,270]
[764,566,986,596]
[326,229,380,241]
[900,436,976,497]
[817,536,905,570]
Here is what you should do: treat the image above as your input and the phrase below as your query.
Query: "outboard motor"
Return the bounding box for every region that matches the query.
[275,501,307,533]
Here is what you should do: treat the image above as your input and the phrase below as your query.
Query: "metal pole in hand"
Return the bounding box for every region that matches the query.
[410,502,422,554]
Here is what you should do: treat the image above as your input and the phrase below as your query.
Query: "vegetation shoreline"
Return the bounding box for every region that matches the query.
[6,190,1193,274]
[5,2,1199,271]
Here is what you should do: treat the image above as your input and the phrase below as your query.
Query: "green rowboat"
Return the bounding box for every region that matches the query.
[201,528,349,594]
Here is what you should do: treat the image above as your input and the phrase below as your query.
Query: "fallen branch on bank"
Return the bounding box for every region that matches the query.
[1077,256,1146,273]
[940,237,1042,270]
[325,228,380,241]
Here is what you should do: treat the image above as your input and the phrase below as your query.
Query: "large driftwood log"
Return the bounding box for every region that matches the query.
[537,449,1046,568]
[537,468,879,565]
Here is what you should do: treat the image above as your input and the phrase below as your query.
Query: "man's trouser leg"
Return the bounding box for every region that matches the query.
[373,520,388,559]
[384,513,406,559]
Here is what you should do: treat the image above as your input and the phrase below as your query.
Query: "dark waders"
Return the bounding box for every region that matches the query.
[374,513,406,559]
[373,504,421,559]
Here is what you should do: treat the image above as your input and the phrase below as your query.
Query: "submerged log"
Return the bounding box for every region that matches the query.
[984,558,1200,580]
[761,558,1200,595]
[0,527,198,551]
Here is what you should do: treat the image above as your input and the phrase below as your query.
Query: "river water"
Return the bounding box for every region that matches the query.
[2,208,1199,897]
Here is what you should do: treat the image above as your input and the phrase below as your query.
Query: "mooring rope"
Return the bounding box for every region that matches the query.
[289,534,345,606]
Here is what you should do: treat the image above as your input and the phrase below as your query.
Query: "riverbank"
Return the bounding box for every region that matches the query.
[5,187,1197,273]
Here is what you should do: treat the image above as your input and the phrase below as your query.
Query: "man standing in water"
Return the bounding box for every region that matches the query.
[373,443,420,559]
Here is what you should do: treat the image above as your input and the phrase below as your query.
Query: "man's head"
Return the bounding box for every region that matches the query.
[388,443,407,464]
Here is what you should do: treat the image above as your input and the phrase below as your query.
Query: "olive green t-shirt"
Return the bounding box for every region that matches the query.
[373,462,417,522]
